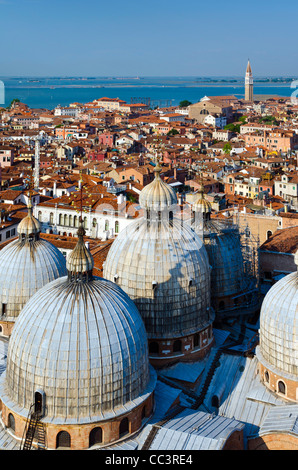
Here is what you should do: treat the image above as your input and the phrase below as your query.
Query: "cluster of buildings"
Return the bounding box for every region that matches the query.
[0,62,297,451]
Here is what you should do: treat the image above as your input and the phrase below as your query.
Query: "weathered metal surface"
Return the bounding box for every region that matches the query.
[1,274,156,424]
[103,217,213,339]
[257,267,298,376]
[0,238,67,320]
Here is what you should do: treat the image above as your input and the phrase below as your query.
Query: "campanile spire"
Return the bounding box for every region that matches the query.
[245,59,253,101]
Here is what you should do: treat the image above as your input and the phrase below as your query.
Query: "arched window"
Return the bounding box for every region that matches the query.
[119,417,129,438]
[278,380,286,395]
[64,214,68,226]
[56,431,71,449]
[49,212,54,225]
[8,413,15,431]
[115,220,119,234]
[267,230,272,240]
[89,427,103,447]
[194,333,200,348]
[59,214,63,225]
[173,340,182,353]
[105,220,109,231]
[93,218,97,227]
[69,215,73,227]
[38,211,42,222]
[74,215,79,228]
[265,371,269,383]
[149,342,159,355]
[83,217,88,229]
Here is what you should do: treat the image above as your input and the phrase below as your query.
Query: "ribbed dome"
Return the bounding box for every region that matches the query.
[0,237,67,320]
[103,216,213,339]
[66,225,94,278]
[193,185,212,214]
[0,272,155,424]
[203,225,249,297]
[0,221,156,425]
[256,260,298,377]
[17,197,41,238]
[139,162,178,211]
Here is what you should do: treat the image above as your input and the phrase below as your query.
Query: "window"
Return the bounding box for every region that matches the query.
[89,427,103,447]
[278,380,286,395]
[115,220,119,234]
[149,342,159,354]
[56,431,71,449]
[8,413,15,431]
[173,340,182,353]
[119,418,129,438]
[265,371,269,383]
[194,333,200,348]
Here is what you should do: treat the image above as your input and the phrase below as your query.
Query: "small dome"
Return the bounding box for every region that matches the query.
[193,185,212,214]
[17,196,41,238]
[257,256,298,377]
[139,162,178,211]
[66,225,94,277]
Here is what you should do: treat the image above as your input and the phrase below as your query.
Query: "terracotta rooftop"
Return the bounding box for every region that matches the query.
[260,225,298,254]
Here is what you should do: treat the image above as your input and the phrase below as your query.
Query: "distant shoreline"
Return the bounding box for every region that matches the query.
[2,83,291,89]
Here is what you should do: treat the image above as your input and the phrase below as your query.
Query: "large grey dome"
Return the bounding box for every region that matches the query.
[103,216,213,339]
[0,233,67,321]
[203,225,249,298]
[0,273,155,424]
[256,263,298,377]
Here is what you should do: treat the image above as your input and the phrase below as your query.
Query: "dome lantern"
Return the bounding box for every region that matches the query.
[17,193,41,241]
[66,221,94,282]
[139,159,178,219]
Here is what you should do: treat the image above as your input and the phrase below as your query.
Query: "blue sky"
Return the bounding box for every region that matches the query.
[1,0,298,77]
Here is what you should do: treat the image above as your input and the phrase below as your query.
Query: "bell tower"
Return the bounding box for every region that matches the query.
[245,59,253,101]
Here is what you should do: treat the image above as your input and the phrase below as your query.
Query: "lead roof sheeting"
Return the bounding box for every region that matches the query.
[259,405,298,435]
[150,380,181,422]
[159,361,206,383]
[163,408,244,439]
[213,328,231,347]
[201,353,288,440]
[149,427,224,450]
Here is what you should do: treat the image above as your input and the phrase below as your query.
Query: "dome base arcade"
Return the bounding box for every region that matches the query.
[0,370,155,450]
[148,324,214,368]
[256,346,298,403]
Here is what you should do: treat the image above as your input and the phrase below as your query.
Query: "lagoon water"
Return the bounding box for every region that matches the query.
[0,76,295,109]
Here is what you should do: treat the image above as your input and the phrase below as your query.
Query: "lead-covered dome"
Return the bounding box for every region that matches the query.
[191,187,258,317]
[0,225,155,426]
[257,251,298,378]
[139,161,178,211]
[104,217,212,340]
[0,198,67,323]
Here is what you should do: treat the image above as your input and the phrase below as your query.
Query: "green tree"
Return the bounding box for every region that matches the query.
[224,123,240,133]
[167,129,179,136]
[179,100,192,108]
[223,142,232,154]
